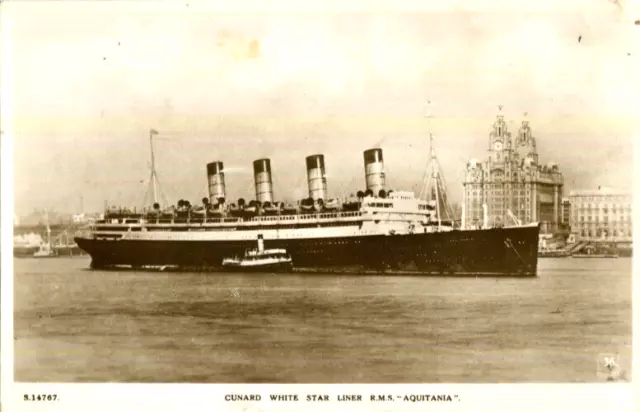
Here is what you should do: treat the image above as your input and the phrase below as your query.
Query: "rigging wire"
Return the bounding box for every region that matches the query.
[420,100,457,225]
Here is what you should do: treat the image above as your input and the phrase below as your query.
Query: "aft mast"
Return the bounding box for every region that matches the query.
[143,129,168,209]
[420,101,456,228]
[44,209,52,248]
[150,129,158,204]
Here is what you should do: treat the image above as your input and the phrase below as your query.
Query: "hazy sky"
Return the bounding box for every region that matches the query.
[4,1,636,214]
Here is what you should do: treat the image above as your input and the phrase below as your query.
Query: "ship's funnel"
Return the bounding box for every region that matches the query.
[305,154,328,200]
[253,158,274,203]
[206,161,226,203]
[363,148,385,194]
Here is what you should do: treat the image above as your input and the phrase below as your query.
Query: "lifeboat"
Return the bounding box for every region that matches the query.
[300,197,316,213]
[243,200,259,217]
[191,206,206,216]
[228,203,242,217]
[341,194,361,211]
[160,207,175,218]
[262,201,280,215]
[208,205,225,217]
[321,198,340,211]
[281,203,298,215]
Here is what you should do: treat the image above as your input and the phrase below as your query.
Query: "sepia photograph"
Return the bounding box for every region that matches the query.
[1,0,637,411]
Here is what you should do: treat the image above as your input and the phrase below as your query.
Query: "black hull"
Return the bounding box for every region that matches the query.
[75,225,540,276]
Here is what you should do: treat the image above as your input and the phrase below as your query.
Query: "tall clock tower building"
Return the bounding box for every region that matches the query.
[463,112,564,233]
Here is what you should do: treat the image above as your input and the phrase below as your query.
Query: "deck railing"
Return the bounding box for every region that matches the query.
[95,211,365,227]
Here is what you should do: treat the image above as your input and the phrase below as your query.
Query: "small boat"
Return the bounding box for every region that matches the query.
[572,253,619,259]
[33,243,58,258]
[207,208,225,218]
[228,203,242,216]
[299,197,316,213]
[341,200,360,211]
[261,201,280,215]
[191,206,206,216]
[222,235,293,272]
[242,205,258,216]
[33,209,58,258]
[319,198,340,212]
[14,244,40,258]
[340,193,361,211]
[538,249,571,258]
[281,204,298,215]
[326,200,340,211]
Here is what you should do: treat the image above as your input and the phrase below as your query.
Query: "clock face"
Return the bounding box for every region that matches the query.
[494,141,503,151]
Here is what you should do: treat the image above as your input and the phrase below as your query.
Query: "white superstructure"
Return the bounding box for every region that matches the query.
[82,191,453,244]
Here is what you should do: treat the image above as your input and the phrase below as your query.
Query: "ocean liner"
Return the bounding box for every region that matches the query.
[75,131,540,276]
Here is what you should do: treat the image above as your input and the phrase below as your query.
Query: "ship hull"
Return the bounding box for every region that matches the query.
[222,261,294,273]
[75,224,540,276]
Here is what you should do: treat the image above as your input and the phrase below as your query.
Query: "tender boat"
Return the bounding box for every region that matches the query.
[538,249,571,258]
[33,243,58,258]
[572,253,619,259]
[222,235,293,272]
[33,210,58,258]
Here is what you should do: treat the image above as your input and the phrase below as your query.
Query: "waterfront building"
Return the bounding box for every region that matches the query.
[72,213,86,224]
[561,197,571,227]
[463,112,564,233]
[569,187,632,242]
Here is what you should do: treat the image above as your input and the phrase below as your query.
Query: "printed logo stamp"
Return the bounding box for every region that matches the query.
[597,353,628,382]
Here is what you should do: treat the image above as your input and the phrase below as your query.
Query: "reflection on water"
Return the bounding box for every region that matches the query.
[14,257,631,382]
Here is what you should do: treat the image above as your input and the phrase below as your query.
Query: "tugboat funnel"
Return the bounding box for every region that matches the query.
[257,234,264,253]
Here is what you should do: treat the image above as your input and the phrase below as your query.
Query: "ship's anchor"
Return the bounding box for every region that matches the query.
[504,238,529,268]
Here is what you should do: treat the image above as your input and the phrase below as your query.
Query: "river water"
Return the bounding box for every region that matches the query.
[13,256,631,383]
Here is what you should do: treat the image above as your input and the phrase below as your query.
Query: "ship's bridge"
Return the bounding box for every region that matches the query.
[360,191,434,218]
[388,191,415,200]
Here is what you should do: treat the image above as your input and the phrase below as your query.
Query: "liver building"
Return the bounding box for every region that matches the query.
[462,112,564,233]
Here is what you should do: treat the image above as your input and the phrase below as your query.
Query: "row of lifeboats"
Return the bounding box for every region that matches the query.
[105,188,396,219]
[106,198,355,219]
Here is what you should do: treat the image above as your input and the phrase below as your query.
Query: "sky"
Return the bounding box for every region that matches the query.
[3,1,637,215]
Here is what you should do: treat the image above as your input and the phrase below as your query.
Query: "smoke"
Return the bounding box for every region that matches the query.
[370,135,387,149]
